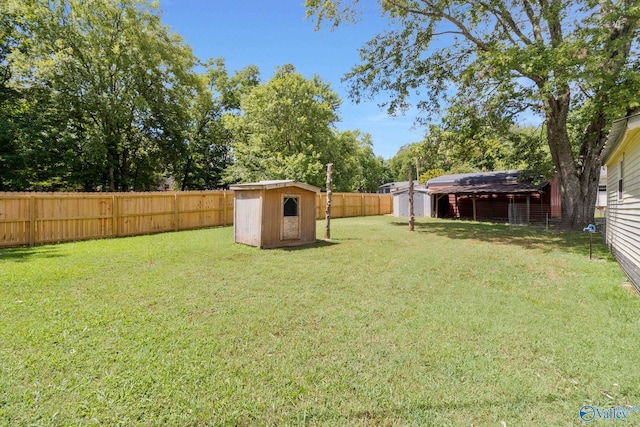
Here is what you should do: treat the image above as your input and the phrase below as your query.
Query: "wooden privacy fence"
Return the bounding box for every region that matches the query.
[316,192,392,219]
[0,191,392,248]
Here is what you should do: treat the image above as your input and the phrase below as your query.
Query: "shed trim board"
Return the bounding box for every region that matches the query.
[602,112,640,291]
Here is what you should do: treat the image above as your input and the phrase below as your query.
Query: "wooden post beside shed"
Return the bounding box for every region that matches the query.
[229,180,320,249]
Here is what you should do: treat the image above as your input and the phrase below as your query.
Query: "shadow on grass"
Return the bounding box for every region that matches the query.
[0,245,66,262]
[277,239,340,252]
[392,219,613,260]
[349,392,563,424]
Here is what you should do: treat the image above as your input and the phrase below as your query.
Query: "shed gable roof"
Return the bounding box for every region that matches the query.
[378,180,420,191]
[392,188,430,195]
[229,180,320,193]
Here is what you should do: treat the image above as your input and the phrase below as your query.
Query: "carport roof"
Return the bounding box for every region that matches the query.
[426,170,522,187]
[427,182,547,195]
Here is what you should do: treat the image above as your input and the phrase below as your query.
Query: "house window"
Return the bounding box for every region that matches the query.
[283,197,299,217]
[618,158,624,200]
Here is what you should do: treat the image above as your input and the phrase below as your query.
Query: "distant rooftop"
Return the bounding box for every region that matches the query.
[378,180,420,193]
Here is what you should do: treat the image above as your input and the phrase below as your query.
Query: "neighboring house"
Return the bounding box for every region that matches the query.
[426,170,554,224]
[378,180,420,194]
[600,112,640,291]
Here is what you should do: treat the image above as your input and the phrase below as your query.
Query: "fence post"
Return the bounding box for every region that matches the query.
[343,194,347,217]
[29,195,36,246]
[223,192,228,226]
[112,195,119,237]
[174,193,179,232]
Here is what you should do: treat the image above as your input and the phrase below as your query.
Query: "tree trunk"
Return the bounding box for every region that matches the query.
[324,163,333,240]
[181,155,193,191]
[408,164,414,231]
[546,94,600,229]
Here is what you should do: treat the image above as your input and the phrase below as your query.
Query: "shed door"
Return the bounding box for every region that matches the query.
[282,196,300,240]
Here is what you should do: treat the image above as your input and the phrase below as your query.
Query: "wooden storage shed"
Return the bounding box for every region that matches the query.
[392,187,431,218]
[229,180,320,249]
[601,112,640,291]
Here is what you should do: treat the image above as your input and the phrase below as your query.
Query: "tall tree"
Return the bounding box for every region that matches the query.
[0,4,79,190]
[177,59,260,190]
[389,140,445,181]
[8,0,199,191]
[224,65,341,188]
[306,0,640,228]
[332,130,389,191]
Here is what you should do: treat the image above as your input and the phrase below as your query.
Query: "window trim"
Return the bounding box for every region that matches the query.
[618,156,624,201]
[283,196,299,217]
[281,194,301,241]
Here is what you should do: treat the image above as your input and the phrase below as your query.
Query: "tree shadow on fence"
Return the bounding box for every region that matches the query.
[390,219,613,260]
[0,246,66,263]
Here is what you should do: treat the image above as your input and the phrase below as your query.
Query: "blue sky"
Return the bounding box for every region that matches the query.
[158,0,425,159]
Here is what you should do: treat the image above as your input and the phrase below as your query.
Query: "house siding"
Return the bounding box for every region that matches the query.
[605,127,640,291]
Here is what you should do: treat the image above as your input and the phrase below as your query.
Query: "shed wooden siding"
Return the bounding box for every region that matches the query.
[261,187,317,249]
[605,126,640,289]
[234,190,262,247]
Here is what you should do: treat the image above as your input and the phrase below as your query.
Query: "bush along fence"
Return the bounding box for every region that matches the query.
[0,191,392,248]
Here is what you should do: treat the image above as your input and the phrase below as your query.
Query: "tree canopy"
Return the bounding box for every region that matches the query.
[0,0,398,193]
[223,65,389,191]
[223,65,341,188]
[306,0,640,227]
[3,0,202,190]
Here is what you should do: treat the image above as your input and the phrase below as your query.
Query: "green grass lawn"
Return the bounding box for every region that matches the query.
[1,216,639,426]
